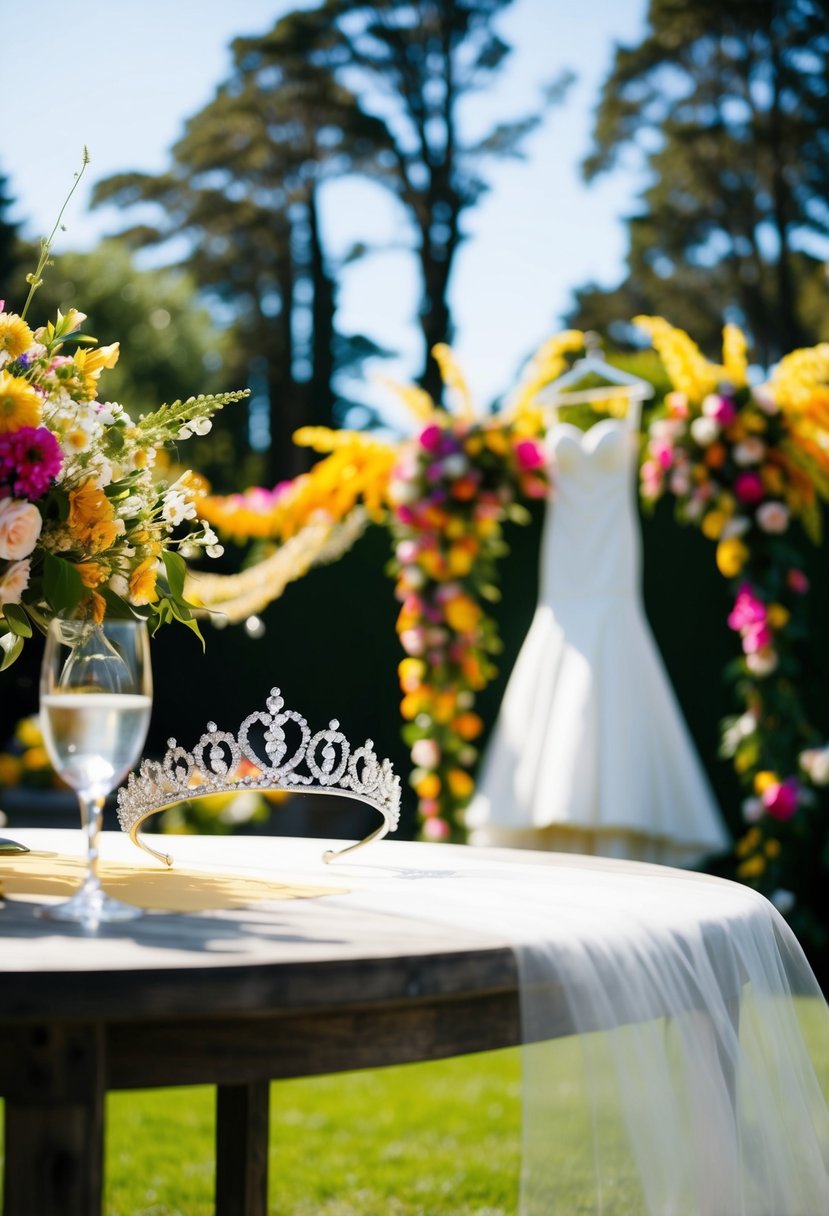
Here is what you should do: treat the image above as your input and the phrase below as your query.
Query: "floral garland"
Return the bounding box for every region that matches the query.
[638,317,829,917]
[196,337,585,837]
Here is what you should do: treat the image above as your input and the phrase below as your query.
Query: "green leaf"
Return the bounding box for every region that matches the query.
[43,554,85,614]
[2,603,32,638]
[0,631,24,670]
[99,587,138,620]
[161,550,187,601]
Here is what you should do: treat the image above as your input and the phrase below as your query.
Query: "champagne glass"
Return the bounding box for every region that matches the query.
[39,615,152,928]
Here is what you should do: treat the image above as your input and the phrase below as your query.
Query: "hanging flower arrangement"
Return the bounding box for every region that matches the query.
[196,335,585,837]
[637,317,829,917]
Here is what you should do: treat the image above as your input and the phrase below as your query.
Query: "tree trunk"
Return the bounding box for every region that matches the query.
[308,183,336,430]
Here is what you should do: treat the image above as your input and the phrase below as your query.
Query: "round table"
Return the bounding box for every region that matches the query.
[1,829,826,1216]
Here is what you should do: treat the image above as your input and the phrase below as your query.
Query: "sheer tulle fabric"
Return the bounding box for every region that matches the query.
[332,845,829,1215]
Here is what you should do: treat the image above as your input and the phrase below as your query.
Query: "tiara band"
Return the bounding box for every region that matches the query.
[117,687,401,867]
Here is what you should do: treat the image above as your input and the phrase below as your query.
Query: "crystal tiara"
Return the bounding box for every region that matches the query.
[117,687,401,867]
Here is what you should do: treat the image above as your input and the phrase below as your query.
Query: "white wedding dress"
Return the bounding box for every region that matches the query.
[467,414,730,865]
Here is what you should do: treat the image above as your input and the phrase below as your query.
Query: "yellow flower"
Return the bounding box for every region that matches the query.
[715,537,749,578]
[736,828,761,857]
[737,854,766,879]
[721,324,748,388]
[68,480,121,554]
[766,603,790,630]
[702,510,727,540]
[0,370,41,433]
[754,771,778,794]
[764,838,781,859]
[444,595,482,634]
[634,316,719,403]
[15,715,42,748]
[0,313,34,361]
[72,342,120,396]
[0,753,22,784]
[413,771,441,799]
[128,557,159,606]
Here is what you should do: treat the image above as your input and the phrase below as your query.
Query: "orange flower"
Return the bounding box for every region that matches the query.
[452,712,484,741]
[75,561,108,589]
[128,557,159,606]
[413,771,441,799]
[85,591,107,624]
[446,769,474,799]
[431,693,457,724]
[704,443,726,469]
[68,481,121,553]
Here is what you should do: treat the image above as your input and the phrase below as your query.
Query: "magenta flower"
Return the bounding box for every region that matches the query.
[418,423,443,453]
[734,471,764,504]
[727,585,766,632]
[762,779,799,822]
[742,622,773,654]
[514,439,545,471]
[0,426,63,501]
[787,569,810,595]
[703,394,737,426]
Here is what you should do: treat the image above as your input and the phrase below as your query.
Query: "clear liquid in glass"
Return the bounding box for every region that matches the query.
[41,692,152,792]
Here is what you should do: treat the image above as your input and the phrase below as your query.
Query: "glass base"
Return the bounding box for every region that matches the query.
[36,876,142,930]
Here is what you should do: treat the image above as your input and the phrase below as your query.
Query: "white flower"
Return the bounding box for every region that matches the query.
[721,516,750,539]
[162,492,197,527]
[770,889,796,916]
[206,544,224,559]
[119,496,144,517]
[800,746,829,786]
[669,469,691,495]
[746,649,778,677]
[756,501,790,534]
[0,500,43,560]
[733,438,766,466]
[0,558,31,605]
[191,417,212,437]
[177,426,193,441]
[741,796,764,823]
[441,454,468,479]
[387,479,420,505]
[753,384,779,415]
[690,416,720,446]
[108,573,130,597]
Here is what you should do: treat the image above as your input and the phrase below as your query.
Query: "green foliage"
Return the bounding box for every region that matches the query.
[569,0,829,362]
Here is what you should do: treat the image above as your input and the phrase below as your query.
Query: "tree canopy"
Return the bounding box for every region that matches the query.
[568,0,829,363]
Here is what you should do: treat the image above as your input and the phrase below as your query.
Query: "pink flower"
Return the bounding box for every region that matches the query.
[0,557,31,605]
[514,440,545,471]
[400,628,426,656]
[787,569,810,595]
[0,499,42,560]
[419,799,440,818]
[762,778,799,822]
[652,440,674,470]
[422,816,450,840]
[411,738,441,769]
[640,460,663,497]
[418,423,443,453]
[742,622,773,653]
[755,501,789,534]
[734,472,764,504]
[0,426,63,501]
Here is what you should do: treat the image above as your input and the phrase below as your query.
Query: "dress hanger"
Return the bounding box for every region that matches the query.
[538,333,653,423]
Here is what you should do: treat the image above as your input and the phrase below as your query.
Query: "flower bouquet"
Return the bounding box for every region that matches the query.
[0,303,246,667]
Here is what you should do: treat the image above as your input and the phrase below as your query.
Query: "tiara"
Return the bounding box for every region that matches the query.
[117,686,401,867]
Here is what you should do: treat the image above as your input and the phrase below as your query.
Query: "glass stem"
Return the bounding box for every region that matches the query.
[79,790,106,886]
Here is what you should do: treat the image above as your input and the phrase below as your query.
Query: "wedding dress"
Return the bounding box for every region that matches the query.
[467,412,730,865]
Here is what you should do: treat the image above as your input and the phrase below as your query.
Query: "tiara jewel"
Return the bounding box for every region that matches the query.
[117,687,401,868]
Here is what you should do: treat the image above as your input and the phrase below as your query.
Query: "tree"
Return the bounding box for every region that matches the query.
[0,170,25,297]
[568,0,829,364]
[239,0,569,399]
[21,239,246,490]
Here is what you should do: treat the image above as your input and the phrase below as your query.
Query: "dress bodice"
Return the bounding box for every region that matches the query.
[540,418,640,605]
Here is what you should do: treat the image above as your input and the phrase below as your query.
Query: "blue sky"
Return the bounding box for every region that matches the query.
[4,0,647,418]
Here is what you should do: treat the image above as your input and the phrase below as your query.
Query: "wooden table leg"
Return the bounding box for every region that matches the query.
[215,1080,270,1216]
[2,1023,105,1216]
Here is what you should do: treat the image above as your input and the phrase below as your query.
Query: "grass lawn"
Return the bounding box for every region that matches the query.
[2,1000,828,1214]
